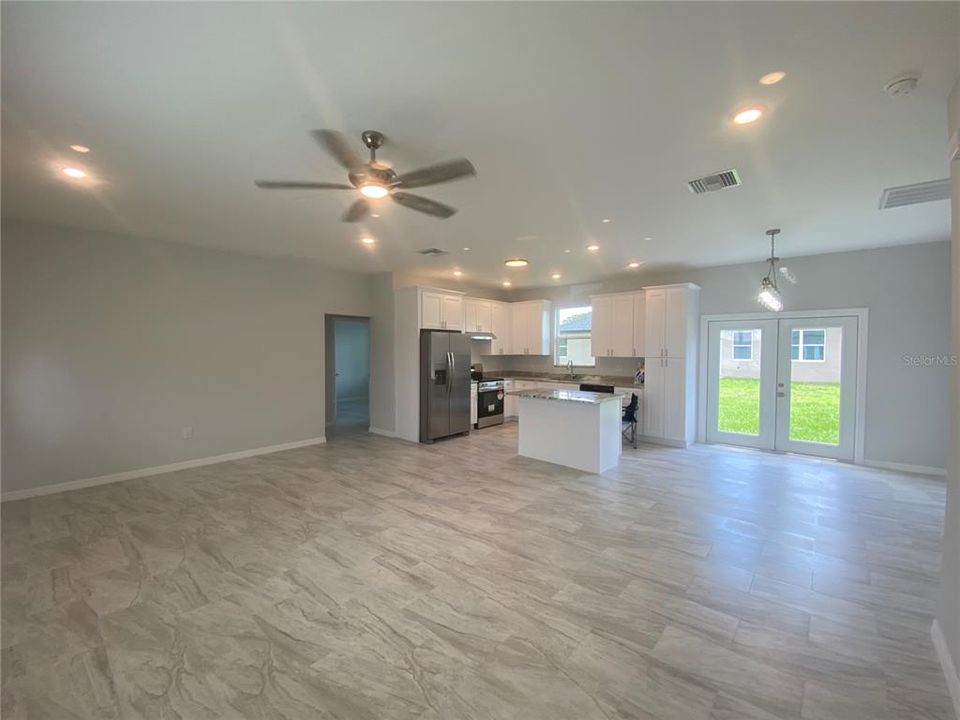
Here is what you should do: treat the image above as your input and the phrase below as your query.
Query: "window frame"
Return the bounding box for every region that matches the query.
[553,305,596,368]
[731,331,753,361]
[791,329,826,363]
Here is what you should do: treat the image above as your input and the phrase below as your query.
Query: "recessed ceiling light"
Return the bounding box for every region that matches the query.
[62,167,87,179]
[551,273,561,280]
[627,261,641,269]
[360,184,389,199]
[564,249,571,254]
[644,236,652,241]
[733,106,764,125]
[360,236,375,245]
[586,244,600,252]
[69,144,91,154]
[759,71,786,86]
[502,280,512,287]
[504,258,529,268]
[453,269,463,277]
[601,218,611,224]
[370,213,380,218]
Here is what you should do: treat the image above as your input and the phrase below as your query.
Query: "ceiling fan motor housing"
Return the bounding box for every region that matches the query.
[348,165,398,190]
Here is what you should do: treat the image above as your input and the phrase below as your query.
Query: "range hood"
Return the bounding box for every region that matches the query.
[467,331,497,341]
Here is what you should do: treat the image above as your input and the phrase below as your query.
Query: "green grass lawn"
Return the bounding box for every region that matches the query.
[717,377,840,445]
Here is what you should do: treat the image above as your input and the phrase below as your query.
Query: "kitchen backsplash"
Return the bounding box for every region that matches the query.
[471,340,643,377]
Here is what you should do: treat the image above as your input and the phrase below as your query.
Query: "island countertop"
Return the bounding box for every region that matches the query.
[509,388,626,405]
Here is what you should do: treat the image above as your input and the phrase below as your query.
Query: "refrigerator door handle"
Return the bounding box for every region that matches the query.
[447,351,453,395]
[449,351,455,395]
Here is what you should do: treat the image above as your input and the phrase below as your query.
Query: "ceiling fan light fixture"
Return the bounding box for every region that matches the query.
[504,258,529,268]
[359,183,389,199]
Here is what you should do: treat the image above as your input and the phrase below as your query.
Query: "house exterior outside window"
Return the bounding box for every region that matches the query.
[555,306,595,366]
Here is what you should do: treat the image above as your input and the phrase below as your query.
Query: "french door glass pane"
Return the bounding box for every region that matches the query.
[717,328,762,436]
[789,326,842,445]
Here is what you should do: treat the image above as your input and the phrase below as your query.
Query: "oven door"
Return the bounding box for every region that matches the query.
[477,387,504,428]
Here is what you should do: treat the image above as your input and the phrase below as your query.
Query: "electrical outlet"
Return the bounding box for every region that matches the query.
[181,426,193,440]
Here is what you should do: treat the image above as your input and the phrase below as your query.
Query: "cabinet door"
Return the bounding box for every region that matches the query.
[511,304,526,354]
[663,287,688,359]
[644,288,666,358]
[632,293,646,357]
[491,303,511,354]
[642,360,664,439]
[591,296,612,358]
[662,357,687,442]
[442,295,464,331]
[421,291,444,329]
[610,294,635,357]
[477,301,493,332]
[532,302,551,355]
[463,298,480,332]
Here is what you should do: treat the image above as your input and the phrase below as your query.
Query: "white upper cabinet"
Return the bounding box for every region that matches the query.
[643,288,666,359]
[463,297,494,333]
[510,300,552,355]
[420,289,464,331]
[590,292,638,357]
[490,302,512,355]
[610,294,635,357]
[632,292,646,357]
[643,284,696,359]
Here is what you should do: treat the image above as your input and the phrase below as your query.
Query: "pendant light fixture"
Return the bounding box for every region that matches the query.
[758,228,784,312]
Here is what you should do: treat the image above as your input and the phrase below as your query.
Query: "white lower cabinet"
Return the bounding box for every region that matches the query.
[470,381,478,426]
[643,357,690,444]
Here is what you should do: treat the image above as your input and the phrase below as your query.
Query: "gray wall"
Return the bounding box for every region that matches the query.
[937,72,960,709]
[368,272,395,434]
[510,241,952,470]
[1,219,374,493]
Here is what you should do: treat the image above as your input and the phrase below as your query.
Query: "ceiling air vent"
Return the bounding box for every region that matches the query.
[879,179,951,209]
[687,169,742,194]
[417,248,448,256]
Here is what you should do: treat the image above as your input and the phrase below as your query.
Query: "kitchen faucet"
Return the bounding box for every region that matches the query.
[567,360,574,378]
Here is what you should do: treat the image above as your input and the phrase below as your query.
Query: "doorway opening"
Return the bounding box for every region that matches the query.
[324,315,371,436]
[701,310,866,462]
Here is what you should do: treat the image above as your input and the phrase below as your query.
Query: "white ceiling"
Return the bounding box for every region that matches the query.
[2,2,957,289]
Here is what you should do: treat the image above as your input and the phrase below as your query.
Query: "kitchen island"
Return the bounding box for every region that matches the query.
[511,388,625,473]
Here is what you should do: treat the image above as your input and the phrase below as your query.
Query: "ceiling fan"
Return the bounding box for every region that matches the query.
[254,130,477,222]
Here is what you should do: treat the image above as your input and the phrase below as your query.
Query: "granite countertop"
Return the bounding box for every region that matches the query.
[509,388,626,405]
[499,371,642,388]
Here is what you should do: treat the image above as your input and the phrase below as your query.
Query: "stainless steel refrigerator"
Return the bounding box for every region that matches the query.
[420,330,472,443]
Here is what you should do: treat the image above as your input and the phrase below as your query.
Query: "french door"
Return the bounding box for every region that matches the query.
[705,314,860,461]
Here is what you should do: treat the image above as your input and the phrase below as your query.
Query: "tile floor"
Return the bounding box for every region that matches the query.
[1,424,952,719]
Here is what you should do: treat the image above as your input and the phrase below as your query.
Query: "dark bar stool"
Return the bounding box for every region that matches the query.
[622,393,639,448]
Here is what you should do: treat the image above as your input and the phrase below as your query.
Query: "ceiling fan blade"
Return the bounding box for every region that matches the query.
[312,129,362,170]
[342,198,371,222]
[397,158,476,189]
[392,191,457,218]
[255,180,354,190]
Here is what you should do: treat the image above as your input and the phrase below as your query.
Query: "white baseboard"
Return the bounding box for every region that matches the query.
[932,619,960,719]
[368,426,397,439]
[1,437,326,503]
[863,459,948,477]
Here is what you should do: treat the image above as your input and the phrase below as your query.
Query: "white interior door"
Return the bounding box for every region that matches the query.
[775,316,858,461]
[705,319,778,449]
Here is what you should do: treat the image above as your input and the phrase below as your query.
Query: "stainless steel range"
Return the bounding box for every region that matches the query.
[471,364,504,428]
